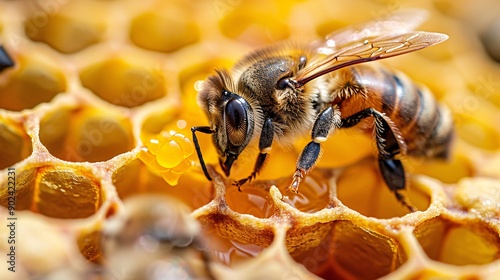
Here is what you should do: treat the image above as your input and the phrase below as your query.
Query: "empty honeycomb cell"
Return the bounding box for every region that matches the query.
[40,106,134,162]
[330,221,406,279]
[218,1,291,45]
[0,165,102,219]
[414,217,500,265]
[113,159,214,210]
[0,54,67,111]
[130,7,200,53]
[24,0,107,54]
[0,118,32,169]
[79,56,167,108]
[293,220,406,280]
[336,159,431,219]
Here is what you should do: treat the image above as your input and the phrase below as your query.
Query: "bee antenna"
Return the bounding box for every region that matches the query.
[191,126,215,181]
[290,78,300,88]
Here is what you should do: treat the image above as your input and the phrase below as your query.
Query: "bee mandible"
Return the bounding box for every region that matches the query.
[191,9,453,211]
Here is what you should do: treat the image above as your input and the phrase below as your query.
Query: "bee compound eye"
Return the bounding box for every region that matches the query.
[225,98,248,146]
[225,99,246,129]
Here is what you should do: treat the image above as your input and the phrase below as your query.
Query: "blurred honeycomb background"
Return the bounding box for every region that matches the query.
[0,0,499,279]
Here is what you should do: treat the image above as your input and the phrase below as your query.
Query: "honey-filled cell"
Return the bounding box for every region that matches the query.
[0,54,66,111]
[0,165,103,219]
[414,217,500,265]
[39,106,134,163]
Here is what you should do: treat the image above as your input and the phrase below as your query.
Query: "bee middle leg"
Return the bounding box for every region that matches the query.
[233,117,274,190]
[288,105,341,193]
[341,108,416,212]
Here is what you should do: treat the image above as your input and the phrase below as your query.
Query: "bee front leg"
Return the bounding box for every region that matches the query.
[288,106,341,193]
[233,118,274,190]
[191,126,215,181]
[341,108,416,212]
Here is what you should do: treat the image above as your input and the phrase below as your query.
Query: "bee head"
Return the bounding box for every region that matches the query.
[197,69,255,176]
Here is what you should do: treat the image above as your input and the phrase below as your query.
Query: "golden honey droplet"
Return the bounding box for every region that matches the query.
[171,158,192,173]
[139,147,154,165]
[173,133,194,157]
[157,140,184,168]
[162,170,182,186]
[146,138,161,155]
[139,147,165,172]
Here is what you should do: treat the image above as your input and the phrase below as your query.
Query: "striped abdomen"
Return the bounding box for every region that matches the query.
[331,64,454,159]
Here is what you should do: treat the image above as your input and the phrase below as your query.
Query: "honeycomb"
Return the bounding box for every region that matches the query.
[1,0,500,279]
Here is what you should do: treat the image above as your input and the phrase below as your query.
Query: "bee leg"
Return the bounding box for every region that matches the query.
[191,126,215,181]
[341,108,416,212]
[378,157,416,212]
[288,106,341,193]
[234,118,274,190]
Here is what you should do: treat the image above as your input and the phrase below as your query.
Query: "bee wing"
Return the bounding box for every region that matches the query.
[314,9,429,54]
[295,31,448,86]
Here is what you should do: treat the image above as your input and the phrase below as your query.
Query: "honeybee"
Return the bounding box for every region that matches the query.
[102,195,215,279]
[192,9,453,211]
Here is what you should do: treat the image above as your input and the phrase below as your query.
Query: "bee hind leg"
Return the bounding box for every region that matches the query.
[378,157,417,212]
[341,108,416,212]
[288,106,341,193]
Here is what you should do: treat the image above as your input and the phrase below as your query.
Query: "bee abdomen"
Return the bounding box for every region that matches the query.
[339,65,454,160]
[382,70,453,159]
